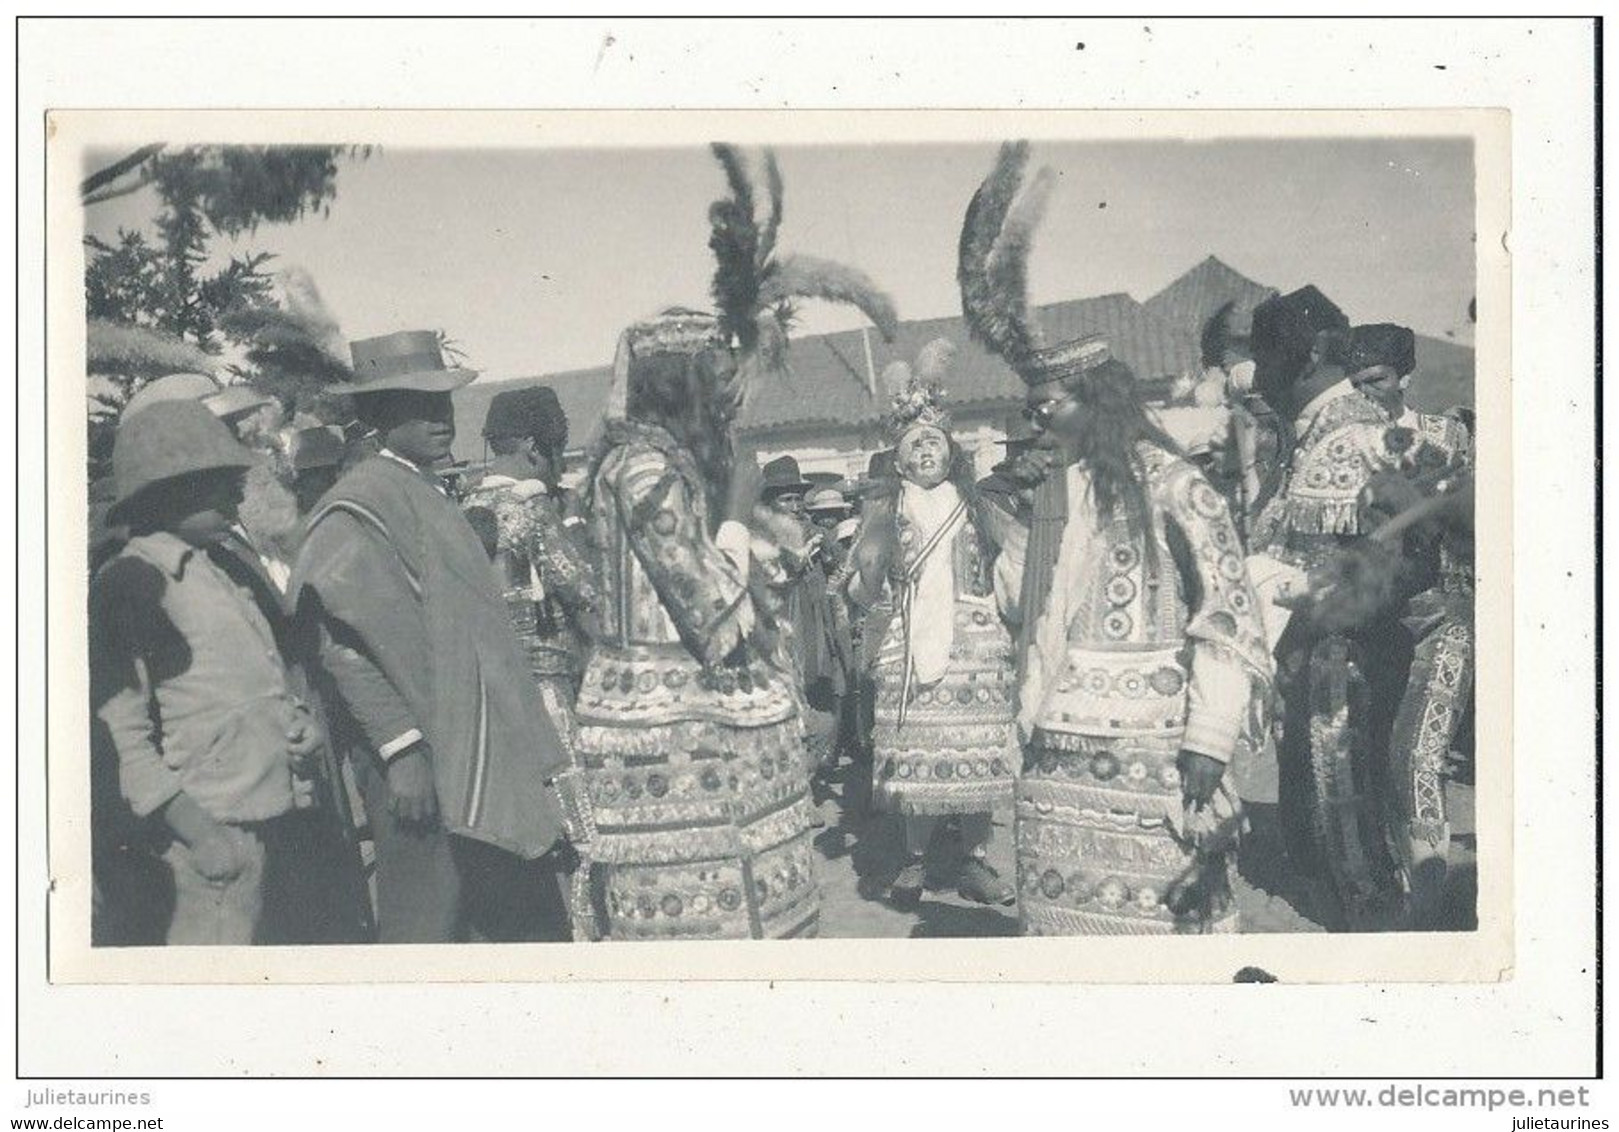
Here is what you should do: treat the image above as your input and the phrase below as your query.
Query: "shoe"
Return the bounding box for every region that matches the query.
[888,858,927,910]
[957,857,1015,906]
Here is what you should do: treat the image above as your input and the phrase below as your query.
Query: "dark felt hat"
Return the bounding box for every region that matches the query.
[107,400,255,524]
[760,455,814,498]
[1251,286,1348,362]
[330,330,477,396]
[483,385,569,448]
[1250,285,1349,389]
[1348,323,1417,378]
[290,426,346,472]
[866,448,897,479]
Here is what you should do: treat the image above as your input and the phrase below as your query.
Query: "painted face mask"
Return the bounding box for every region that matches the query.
[897,424,950,488]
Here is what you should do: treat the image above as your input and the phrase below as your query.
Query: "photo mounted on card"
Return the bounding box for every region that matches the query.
[44,107,1510,985]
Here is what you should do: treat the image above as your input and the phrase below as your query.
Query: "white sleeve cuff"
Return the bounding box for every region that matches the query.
[378,728,424,761]
[715,520,752,573]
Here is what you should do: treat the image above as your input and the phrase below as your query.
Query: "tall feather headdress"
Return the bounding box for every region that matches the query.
[957,142,1117,388]
[708,144,898,384]
[606,145,900,422]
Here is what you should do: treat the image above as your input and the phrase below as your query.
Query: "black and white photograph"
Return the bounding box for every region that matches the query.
[68,121,1496,955]
[17,14,1598,1090]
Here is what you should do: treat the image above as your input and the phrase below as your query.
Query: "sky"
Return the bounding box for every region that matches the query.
[84,137,1476,384]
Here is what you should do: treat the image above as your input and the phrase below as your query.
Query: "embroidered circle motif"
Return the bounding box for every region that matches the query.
[1331,466,1358,491]
[1039,869,1066,899]
[1066,872,1094,903]
[1304,465,1332,489]
[1190,482,1224,518]
[1103,610,1133,639]
[1106,574,1138,605]
[1110,544,1140,571]
[936,762,953,779]
[1218,553,1245,582]
[717,888,742,911]
[1083,668,1111,695]
[646,773,669,798]
[1229,589,1252,614]
[1116,671,1147,698]
[1089,753,1120,781]
[636,671,658,693]
[1149,666,1185,696]
[652,509,678,536]
[1096,877,1130,909]
[660,894,683,917]
[1134,886,1161,913]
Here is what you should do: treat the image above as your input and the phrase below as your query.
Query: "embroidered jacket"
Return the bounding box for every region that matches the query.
[1251,382,1412,571]
[462,475,600,682]
[1003,447,1274,768]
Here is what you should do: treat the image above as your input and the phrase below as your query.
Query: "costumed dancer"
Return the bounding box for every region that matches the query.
[1345,322,1475,925]
[1244,289,1426,930]
[570,143,896,940]
[960,142,1274,934]
[845,340,1021,909]
[462,385,604,939]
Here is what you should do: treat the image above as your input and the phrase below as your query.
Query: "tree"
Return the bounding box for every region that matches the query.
[84,145,366,439]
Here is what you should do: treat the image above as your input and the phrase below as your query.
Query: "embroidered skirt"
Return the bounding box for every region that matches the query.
[573,643,820,941]
[869,596,1019,816]
[1016,731,1237,936]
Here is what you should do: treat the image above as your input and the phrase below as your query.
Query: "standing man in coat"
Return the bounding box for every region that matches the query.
[290,330,573,943]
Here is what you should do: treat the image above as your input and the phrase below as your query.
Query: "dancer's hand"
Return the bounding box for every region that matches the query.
[1177,750,1225,810]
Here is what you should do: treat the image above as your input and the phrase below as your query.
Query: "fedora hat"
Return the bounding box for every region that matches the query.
[107,400,255,524]
[760,455,814,499]
[330,330,477,396]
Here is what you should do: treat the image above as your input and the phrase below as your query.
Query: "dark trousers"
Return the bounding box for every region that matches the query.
[351,751,571,944]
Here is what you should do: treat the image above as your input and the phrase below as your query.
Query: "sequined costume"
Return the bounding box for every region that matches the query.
[1003,447,1274,935]
[1250,380,1417,928]
[852,482,1020,816]
[1384,409,1474,909]
[462,474,602,938]
[572,421,819,941]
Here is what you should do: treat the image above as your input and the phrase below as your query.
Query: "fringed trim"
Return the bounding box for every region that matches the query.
[1280,495,1364,537]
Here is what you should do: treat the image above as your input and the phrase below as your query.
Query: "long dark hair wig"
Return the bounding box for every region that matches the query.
[622,345,743,521]
[1063,358,1183,537]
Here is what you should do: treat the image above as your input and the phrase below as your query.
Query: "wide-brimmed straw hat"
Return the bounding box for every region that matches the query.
[329,330,478,395]
[107,400,255,524]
